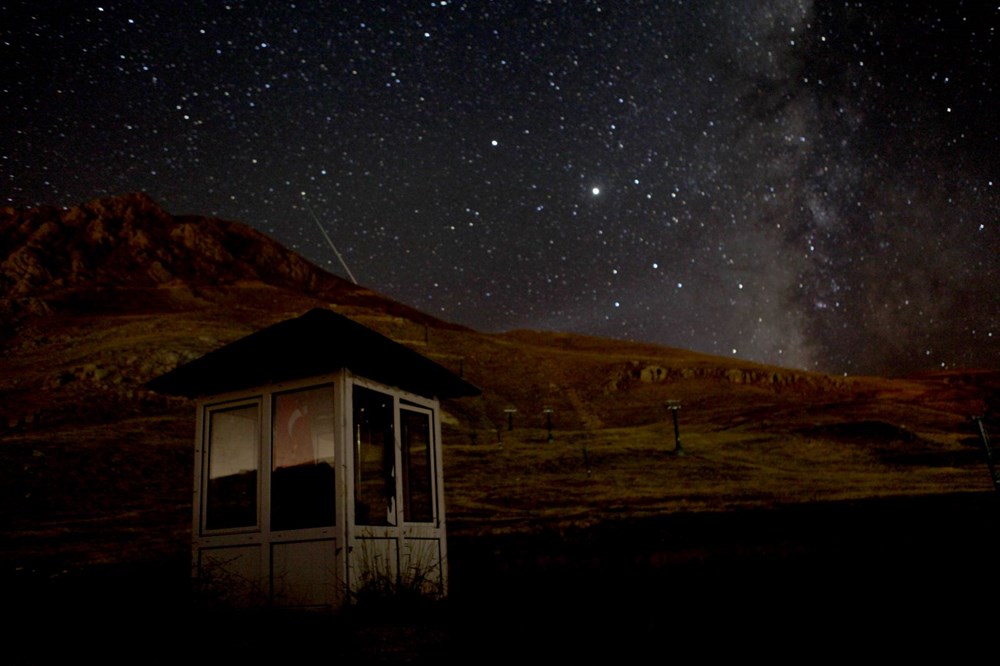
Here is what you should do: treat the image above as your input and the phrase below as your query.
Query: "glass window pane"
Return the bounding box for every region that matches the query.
[402,409,434,523]
[353,386,395,526]
[206,404,259,530]
[272,385,336,531]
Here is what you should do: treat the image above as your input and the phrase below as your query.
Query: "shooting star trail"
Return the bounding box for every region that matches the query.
[301,195,358,285]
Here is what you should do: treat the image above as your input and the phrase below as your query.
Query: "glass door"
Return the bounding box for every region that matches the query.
[349,383,445,599]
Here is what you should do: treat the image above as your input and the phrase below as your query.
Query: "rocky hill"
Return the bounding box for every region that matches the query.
[0,192,452,325]
[0,193,470,426]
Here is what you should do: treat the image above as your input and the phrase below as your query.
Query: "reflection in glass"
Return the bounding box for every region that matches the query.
[353,386,395,526]
[402,408,434,523]
[206,404,259,530]
[271,386,336,531]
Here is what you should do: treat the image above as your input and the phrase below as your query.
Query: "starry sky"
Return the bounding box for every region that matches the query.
[2,1,997,376]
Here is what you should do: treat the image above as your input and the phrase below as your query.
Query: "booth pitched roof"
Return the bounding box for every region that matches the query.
[147,308,481,399]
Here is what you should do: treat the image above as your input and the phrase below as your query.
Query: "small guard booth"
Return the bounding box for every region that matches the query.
[148,308,480,610]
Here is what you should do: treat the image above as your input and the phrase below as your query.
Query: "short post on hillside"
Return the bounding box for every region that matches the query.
[666,400,684,456]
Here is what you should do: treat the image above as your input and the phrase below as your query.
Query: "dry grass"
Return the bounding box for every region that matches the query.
[442,419,992,537]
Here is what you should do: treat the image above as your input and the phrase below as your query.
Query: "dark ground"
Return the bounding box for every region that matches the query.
[8,491,999,662]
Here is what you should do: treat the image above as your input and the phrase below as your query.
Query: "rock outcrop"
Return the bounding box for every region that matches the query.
[0,192,350,298]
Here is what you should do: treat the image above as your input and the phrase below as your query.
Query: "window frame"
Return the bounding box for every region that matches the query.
[195,374,443,539]
[350,382,398,527]
[197,375,346,539]
[400,403,437,524]
[349,378,442,529]
[270,382,338,533]
[200,396,263,536]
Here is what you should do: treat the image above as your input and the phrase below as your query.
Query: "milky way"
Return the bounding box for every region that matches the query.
[2,1,997,375]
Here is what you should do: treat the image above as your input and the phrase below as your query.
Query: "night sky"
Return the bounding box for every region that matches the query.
[2,1,997,376]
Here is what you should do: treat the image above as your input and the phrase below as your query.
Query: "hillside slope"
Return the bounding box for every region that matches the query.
[1,193,997,578]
